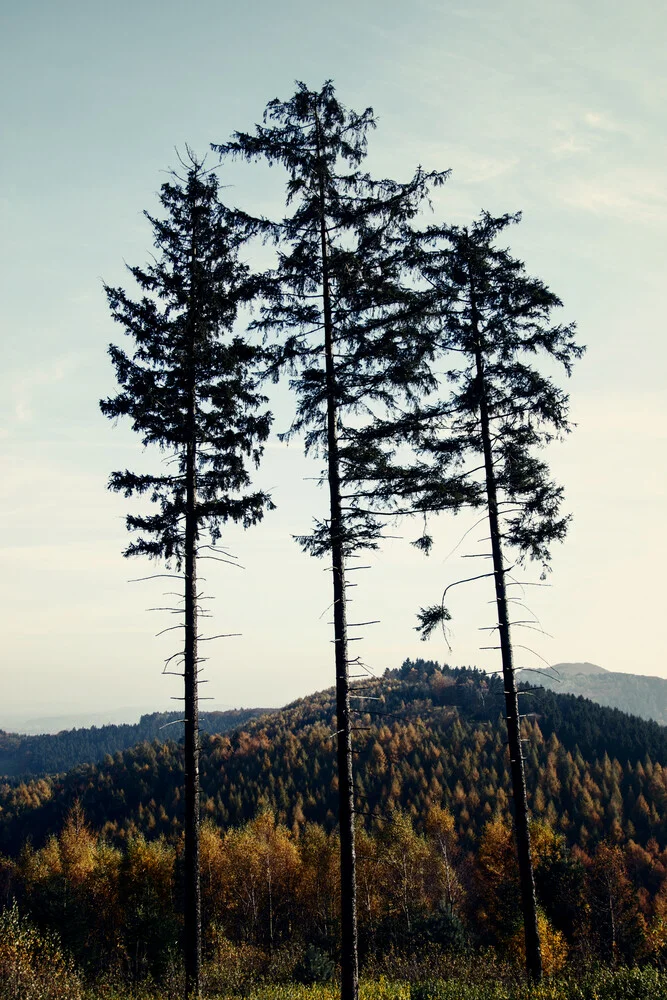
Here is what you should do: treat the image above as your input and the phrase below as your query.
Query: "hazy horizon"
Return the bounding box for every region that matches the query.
[0,658,640,735]
[2,0,665,720]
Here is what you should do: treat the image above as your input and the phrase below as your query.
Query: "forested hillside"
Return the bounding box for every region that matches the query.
[0,708,269,778]
[5,659,667,990]
[2,659,667,857]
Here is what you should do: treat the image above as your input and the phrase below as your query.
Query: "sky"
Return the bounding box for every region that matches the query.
[1,0,666,730]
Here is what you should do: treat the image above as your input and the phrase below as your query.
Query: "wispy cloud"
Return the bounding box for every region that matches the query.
[4,357,73,426]
[455,152,519,184]
[552,134,594,157]
[582,111,629,134]
[563,168,667,225]
[408,140,520,187]
[551,110,633,157]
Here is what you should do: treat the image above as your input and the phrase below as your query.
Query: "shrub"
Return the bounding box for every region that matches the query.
[295,945,336,985]
[409,966,667,1000]
[0,903,84,1000]
[202,932,268,994]
[579,966,667,1000]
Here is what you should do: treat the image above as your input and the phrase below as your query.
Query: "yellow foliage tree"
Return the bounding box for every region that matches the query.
[508,911,568,977]
[0,903,84,1000]
[425,805,464,914]
[213,812,301,948]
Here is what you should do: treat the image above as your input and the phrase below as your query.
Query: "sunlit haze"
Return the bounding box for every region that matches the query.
[1,0,665,730]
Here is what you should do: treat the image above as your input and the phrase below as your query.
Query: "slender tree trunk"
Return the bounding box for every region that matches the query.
[470,272,542,983]
[267,856,274,953]
[184,217,202,999]
[609,891,617,965]
[184,441,201,997]
[316,114,360,1000]
[441,838,454,914]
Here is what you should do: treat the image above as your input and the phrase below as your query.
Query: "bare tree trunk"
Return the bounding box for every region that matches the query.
[184,222,202,1000]
[267,855,274,953]
[316,114,360,1000]
[440,837,454,914]
[184,440,201,997]
[470,275,542,983]
[609,891,617,965]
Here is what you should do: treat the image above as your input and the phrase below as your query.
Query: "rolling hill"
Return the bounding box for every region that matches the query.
[0,707,271,778]
[1,659,667,858]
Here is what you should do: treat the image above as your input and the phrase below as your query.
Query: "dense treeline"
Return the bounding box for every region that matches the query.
[3,795,667,988]
[0,709,269,779]
[2,662,667,859]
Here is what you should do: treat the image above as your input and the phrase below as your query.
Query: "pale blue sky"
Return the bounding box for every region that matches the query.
[1,0,666,726]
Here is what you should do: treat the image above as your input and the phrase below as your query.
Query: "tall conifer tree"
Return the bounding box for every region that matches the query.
[101,152,272,999]
[400,212,584,980]
[214,82,446,1000]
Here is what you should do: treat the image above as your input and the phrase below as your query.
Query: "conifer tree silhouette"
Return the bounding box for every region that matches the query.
[405,211,584,981]
[101,151,272,999]
[215,81,446,1000]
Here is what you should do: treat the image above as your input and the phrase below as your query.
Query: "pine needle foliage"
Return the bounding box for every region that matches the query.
[215,80,448,556]
[101,150,273,1000]
[101,154,272,564]
[214,80,448,1000]
[401,211,584,981]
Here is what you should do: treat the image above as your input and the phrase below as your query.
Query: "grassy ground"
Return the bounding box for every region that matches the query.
[3,906,666,1000]
[79,968,667,1000]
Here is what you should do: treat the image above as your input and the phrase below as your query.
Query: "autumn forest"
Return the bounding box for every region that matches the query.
[3,662,667,998]
[2,78,666,1000]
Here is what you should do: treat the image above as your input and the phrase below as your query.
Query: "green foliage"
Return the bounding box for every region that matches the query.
[351,211,583,581]
[4,793,667,989]
[3,878,667,998]
[120,835,180,980]
[295,945,336,985]
[416,605,451,642]
[4,669,667,992]
[65,968,667,999]
[410,968,667,1000]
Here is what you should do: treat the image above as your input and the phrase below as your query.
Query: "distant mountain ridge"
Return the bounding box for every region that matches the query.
[0,706,179,735]
[5,660,667,777]
[528,661,667,725]
[550,661,608,676]
[0,707,272,778]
